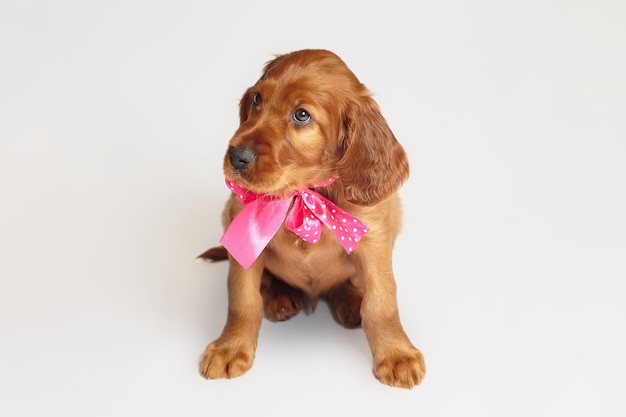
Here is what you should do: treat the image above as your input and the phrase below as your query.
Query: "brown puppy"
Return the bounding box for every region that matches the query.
[199,49,425,388]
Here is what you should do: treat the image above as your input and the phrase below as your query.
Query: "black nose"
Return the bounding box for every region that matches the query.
[228,146,256,170]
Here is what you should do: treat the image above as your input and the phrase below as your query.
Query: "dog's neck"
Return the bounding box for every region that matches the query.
[314,179,349,208]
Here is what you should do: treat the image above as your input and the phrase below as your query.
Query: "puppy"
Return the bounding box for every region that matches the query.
[199,49,425,388]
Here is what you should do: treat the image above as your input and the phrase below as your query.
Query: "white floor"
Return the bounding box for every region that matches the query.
[1,1,625,416]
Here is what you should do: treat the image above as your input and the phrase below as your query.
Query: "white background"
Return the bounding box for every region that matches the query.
[1,1,625,416]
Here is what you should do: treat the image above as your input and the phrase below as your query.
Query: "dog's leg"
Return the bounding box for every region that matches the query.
[261,272,306,322]
[354,247,426,389]
[200,258,264,379]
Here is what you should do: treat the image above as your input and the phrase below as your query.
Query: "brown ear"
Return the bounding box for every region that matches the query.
[338,96,409,205]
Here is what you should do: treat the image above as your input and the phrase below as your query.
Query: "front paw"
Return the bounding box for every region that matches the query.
[374,347,426,389]
[199,339,255,379]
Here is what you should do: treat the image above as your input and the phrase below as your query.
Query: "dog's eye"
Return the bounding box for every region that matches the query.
[252,93,262,107]
[293,108,311,124]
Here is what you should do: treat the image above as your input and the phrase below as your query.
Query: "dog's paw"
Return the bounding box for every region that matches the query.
[262,281,305,322]
[199,340,255,379]
[374,347,426,389]
[326,283,362,329]
[332,298,362,328]
[265,293,303,322]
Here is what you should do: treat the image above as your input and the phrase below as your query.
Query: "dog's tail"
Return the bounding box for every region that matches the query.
[197,245,228,262]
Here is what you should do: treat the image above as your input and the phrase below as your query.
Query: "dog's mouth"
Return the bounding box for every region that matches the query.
[225,167,338,199]
[224,173,306,198]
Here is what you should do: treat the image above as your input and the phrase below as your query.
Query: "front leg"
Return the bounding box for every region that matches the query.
[200,257,264,379]
[354,246,426,389]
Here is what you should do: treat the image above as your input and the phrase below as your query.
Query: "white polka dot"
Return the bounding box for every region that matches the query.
[353,228,357,232]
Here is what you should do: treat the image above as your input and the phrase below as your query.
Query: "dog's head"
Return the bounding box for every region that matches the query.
[223,49,409,205]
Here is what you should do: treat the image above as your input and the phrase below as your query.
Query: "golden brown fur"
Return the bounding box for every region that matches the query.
[199,49,425,388]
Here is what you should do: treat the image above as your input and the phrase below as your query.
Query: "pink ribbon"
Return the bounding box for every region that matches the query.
[219,177,368,269]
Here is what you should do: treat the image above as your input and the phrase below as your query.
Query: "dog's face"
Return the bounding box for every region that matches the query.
[223,49,409,205]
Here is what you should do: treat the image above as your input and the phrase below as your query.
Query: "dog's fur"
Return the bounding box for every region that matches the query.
[198,49,425,388]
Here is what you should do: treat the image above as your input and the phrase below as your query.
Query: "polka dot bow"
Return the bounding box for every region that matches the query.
[220,177,368,269]
[285,189,368,252]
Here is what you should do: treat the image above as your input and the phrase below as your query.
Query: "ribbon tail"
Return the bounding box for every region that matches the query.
[315,199,368,255]
[220,197,292,269]
[294,190,368,255]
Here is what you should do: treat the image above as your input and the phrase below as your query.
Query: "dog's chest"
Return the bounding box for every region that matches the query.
[264,226,356,295]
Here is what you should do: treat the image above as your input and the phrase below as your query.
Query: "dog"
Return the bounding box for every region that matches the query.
[198,49,425,388]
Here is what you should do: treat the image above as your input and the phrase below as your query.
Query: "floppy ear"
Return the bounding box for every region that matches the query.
[338,96,410,205]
